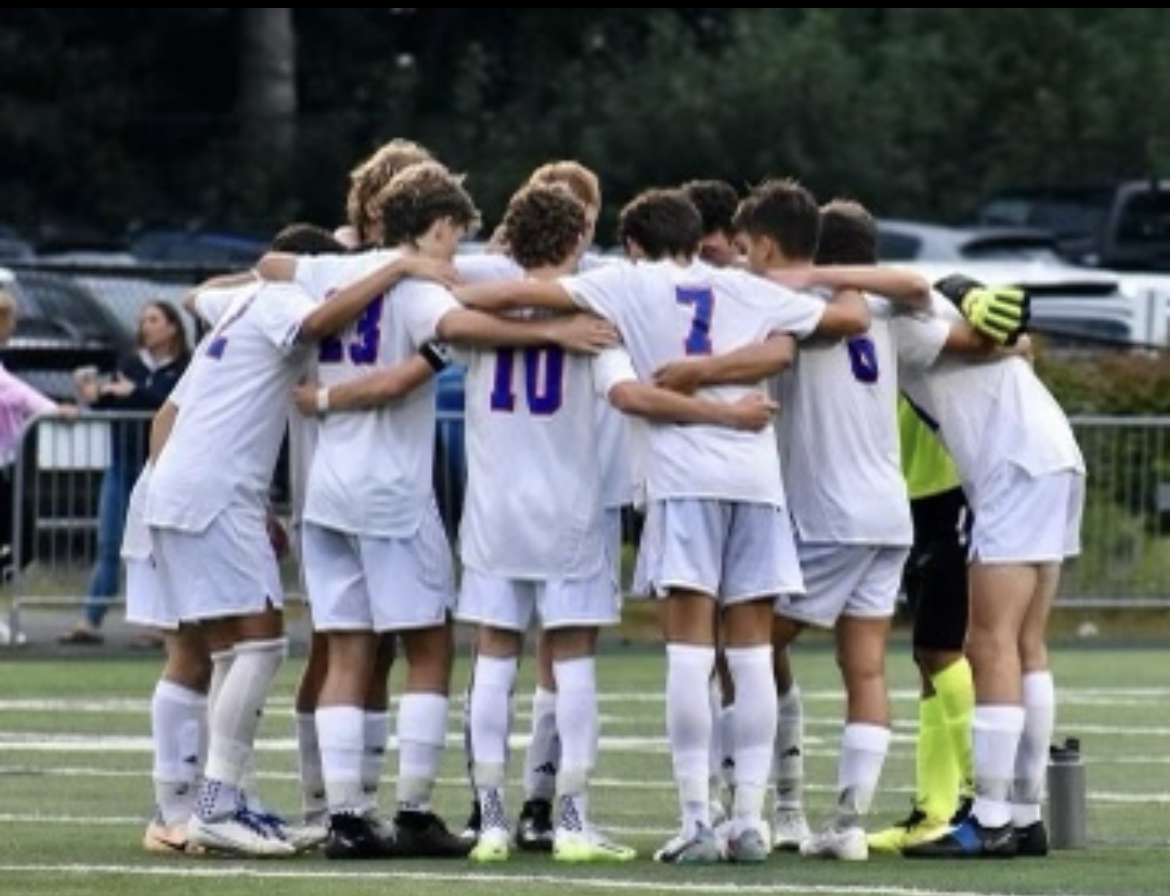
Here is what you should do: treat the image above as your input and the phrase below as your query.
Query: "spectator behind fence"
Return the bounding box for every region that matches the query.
[59,300,191,646]
[1,287,78,643]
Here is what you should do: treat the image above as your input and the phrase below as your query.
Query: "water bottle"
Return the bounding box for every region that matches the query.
[1047,737,1087,849]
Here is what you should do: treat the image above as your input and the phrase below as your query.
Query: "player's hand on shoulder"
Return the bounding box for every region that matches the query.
[728,391,778,431]
[547,312,619,354]
[400,254,460,288]
[653,358,706,395]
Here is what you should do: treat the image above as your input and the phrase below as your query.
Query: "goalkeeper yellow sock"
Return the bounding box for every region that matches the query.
[932,657,975,805]
[916,695,956,822]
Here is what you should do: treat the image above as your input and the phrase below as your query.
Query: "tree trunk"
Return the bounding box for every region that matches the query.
[237,8,297,193]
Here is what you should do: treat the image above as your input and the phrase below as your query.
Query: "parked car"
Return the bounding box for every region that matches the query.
[127,226,267,267]
[877,218,1067,264]
[973,180,1170,271]
[0,265,133,399]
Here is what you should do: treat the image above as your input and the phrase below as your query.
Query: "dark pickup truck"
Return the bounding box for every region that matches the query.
[975,179,1170,272]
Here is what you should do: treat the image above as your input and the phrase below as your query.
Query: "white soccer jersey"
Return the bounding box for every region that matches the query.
[458,329,632,577]
[776,296,913,545]
[293,250,460,536]
[596,398,634,511]
[560,258,826,504]
[145,280,317,531]
[892,293,1085,498]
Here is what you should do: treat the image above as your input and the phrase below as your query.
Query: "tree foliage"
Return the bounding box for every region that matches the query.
[3,9,1170,243]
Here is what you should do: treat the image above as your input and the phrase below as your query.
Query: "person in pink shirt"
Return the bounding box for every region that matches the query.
[0,286,76,640]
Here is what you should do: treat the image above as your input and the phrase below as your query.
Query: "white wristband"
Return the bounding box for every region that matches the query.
[315,387,330,416]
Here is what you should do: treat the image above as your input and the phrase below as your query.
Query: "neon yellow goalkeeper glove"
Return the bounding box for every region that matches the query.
[934,274,1030,345]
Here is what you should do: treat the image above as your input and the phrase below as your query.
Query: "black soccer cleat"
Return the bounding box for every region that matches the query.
[323,812,399,860]
[1014,820,1050,857]
[390,809,473,858]
[514,798,554,853]
[903,815,1018,859]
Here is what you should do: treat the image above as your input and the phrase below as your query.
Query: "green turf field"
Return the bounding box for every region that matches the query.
[1,637,1167,896]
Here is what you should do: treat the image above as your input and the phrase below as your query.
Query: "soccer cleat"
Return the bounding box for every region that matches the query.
[725,827,770,864]
[389,809,473,858]
[143,814,204,856]
[866,805,951,854]
[469,825,511,863]
[902,816,1017,859]
[1014,821,1050,857]
[771,806,811,852]
[653,823,723,865]
[460,800,482,843]
[254,810,328,852]
[799,821,868,861]
[514,798,554,852]
[553,826,636,863]
[323,812,399,860]
[187,808,297,857]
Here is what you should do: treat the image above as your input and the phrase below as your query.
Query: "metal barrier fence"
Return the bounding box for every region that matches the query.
[4,410,1170,646]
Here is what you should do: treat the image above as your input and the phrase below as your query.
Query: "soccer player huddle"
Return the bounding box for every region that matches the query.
[127,138,1085,865]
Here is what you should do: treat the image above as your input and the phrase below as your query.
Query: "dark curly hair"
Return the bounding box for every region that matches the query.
[501,182,587,271]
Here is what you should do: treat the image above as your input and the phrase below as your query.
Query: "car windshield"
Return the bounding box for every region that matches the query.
[977,188,1112,241]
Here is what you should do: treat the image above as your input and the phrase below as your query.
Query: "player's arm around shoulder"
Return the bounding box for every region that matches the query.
[652,331,796,394]
[814,287,871,338]
[292,354,437,417]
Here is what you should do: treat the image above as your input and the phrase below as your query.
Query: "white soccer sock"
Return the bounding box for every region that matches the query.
[396,691,451,812]
[972,704,1026,827]
[199,637,286,819]
[295,711,327,823]
[1013,670,1056,825]
[359,710,389,816]
[725,645,775,832]
[773,683,805,810]
[523,685,560,802]
[151,679,206,825]
[553,656,597,806]
[717,701,737,793]
[317,704,366,815]
[707,675,725,788]
[468,655,518,795]
[836,721,892,822]
[666,642,716,834]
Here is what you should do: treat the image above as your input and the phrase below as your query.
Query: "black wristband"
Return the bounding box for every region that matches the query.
[933,273,985,307]
[420,339,452,372]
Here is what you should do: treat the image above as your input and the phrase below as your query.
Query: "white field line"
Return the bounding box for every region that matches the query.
[2,686,1168,713]
[0,862,1135,896]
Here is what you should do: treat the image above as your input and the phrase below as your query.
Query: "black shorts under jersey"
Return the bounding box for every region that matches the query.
[903,485,971,653]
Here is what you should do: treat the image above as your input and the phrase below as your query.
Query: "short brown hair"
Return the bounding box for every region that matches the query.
[377,161,482,247]
[616,187,703,260]
[816,198,877,265]
[732,177,821,261]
